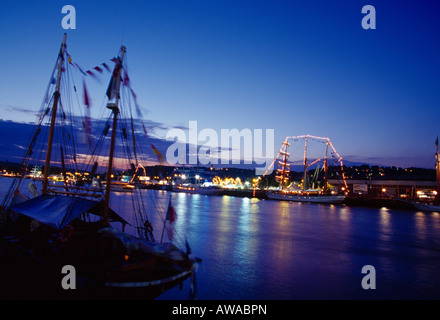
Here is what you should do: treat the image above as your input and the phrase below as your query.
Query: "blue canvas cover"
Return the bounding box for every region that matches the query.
[10,194,127,230]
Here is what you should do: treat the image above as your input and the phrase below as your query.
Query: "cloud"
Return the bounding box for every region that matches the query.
[0,104,38,120]
[342,155,434,169]
[13,144,26,150]
[0,120,35,160]
[0,117,433,172]
[0,117,184,171]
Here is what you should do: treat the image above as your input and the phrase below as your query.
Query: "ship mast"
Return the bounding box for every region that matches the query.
[103,45,126,226]
[303,135,308,190]
[436,136,440,205]
[275,138,290,190]
[42,33,67,195]
[323,139,329,194]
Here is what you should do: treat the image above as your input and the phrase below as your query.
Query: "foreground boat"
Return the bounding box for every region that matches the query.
[0,34,198,299]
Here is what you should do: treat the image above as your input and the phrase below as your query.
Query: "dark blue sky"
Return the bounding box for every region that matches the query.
[0,1,439,168]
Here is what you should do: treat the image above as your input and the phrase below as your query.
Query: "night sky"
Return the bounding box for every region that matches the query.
[0,1,439,169]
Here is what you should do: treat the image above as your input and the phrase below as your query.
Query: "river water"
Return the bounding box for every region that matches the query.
[1,177,440,300]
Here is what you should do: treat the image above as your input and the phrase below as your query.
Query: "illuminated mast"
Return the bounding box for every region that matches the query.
[103,45,126,226]
[303,136,308,190]
[436,136,440,204]
[323,139,329,194]
[275,138,290,190]
[42,33,67,194]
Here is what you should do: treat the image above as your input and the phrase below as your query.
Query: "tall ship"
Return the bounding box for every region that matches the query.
[411,137,440,212]
[265,135,347,204]
[0,34,199,299]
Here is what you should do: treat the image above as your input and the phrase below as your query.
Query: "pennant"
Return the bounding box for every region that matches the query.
[161,197,176,241]
[66,51,112,79]
[83,80,93,149]
[130,88,137,99]
[123,71,130,86]
[129,88,148,138]
[106,62,121,100]
[93,66,103,73]
[66,52,73,65]
[151,144,164,163]
[83,79,90,107]
[130,88,143,117]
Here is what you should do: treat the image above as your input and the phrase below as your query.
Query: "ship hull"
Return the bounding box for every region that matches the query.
[172,186,221,196]
[266,191,345,204]
[412,202,440,212]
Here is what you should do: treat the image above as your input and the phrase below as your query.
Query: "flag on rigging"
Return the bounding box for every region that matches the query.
[93,66,103,73]
[161,196,177,241]
[66,52,73,65]
[83,80,93,149]
[166,198,177,224]
[102,63,111,72]
[123,71,130,86]
[130,88,143,117]
[83,79,90,107]
[151,144,164,163]
[106,58,121,100]
[129,88,148,137]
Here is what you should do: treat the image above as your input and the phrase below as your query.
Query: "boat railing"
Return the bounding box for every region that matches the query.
[47,184,104,198]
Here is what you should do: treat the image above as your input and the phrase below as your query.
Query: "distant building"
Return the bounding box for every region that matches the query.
[328,178,437,199]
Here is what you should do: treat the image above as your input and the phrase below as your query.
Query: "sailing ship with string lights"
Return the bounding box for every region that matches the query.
[411,137,440,212]
[264,135,348,204]
[0,34,199,299]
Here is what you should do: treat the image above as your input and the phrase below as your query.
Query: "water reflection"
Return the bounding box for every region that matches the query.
[270,201,294,275]
[174,192,188,216]
[235,197,261,283]
[414,211,427,242]
[218,196,232,234]
[339,206,351,222]
[379,207,391,243]
[2,176,440,300]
